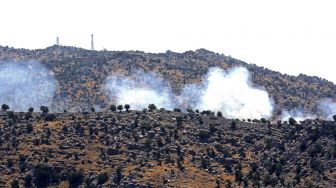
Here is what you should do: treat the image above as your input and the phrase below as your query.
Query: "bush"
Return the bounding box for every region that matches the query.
[27,123,33,133]
[176,116,183,127]
[44,114,56,121]
[1,104,9,111]
[174,108,181,112]
[231,120,237,130]
[40,106,49,114]
[90,107,95,112]
[33,164,53,187]
[260,118,267,124]
[110,105,117,112]
[28,107,34,113]
[217,111,223,117]
[97,172,108,184]
[24,174,33,187]
[148,104,157,111]
[11,179,19,188]
[333,115,336,122]
[199,130,211,141]
[117,105,123,112]
[289,117,297,125]
[68,170,84,187]
[124,104,130,112]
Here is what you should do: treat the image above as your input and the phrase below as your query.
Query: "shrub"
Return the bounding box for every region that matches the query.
[28,107,34,113]
[1,104,9,111]
[176,116,183,127]
[68,170,84,187]
[11,179,19,188]
[110,105,117,112]
[97,172,108,184]
[24,174,33,187]
[289,117,297,125]
[231,120,237,130]
[33,164,53,187]
[44,114,56,121]
[124,104,130,112]
[199,130,211,141]
[174,108,181,112]
[217,111,223,117]
[26,123,33,133]
[40,106,49,114]
[117,105,123,112]
[148,104,157,111]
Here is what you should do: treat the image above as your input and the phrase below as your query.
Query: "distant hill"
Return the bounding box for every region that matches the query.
[0,45,335,117]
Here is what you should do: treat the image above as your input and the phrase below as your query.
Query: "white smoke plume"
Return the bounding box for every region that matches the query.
[105,67,274,119]
[281,99,336,122]
[318,98,336,120]
[105,70,175,110]
[281,109,317,122]
[179,67,274,119]
[0,61,57,112]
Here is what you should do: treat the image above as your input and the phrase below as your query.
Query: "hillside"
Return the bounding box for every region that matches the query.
[0,109,335,187]
[0,45,335,117]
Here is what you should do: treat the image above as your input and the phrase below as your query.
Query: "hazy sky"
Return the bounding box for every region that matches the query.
[1,0,335,83]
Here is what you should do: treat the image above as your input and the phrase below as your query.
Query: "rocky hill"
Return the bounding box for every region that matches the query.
[0,109,335,187]
[0,45,335,117]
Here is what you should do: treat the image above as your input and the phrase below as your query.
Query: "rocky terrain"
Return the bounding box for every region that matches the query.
[0,107,336,187]
[0,45,335,116]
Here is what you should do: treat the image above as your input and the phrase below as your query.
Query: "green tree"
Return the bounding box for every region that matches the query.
[333,115,336,122]
[28,107,34,113]
[90,107,95,112]
[217,111,223,117]
[124,104,130,112]
[67,170,84,187]
[97,172,108,184]
[40,106,49,114]
[117,105,123,112]
[1,104,9,111]
[289,117,297,125]
[148,104,157,111]
[110,104,117,112]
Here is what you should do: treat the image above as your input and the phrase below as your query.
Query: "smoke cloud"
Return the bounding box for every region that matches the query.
[281,98,336,121]
[318,98,336,120]
[281,109,316,122]
[180,67,274,119]
[105,70,175,110]
[105,67,274,119]
[0,61,57,112]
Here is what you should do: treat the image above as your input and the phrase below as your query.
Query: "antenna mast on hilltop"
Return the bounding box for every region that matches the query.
[91,34,94,50]
[56,36,59,46]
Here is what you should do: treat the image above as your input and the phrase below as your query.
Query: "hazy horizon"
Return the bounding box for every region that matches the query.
[1,0,336,83]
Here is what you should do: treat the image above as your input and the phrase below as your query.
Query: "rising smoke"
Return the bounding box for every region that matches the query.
[180,67,274,119]
[105,70,176,110]
[105,67,274,119]
[281,98,336,121]
[319,98,336,120]
[0,61,57,112]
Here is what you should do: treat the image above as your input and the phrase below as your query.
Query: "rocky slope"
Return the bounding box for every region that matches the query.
[0,109,335,187]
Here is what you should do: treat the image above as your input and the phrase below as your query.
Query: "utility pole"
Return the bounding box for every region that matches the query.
[56,36,59,45]
[91,34,94,50]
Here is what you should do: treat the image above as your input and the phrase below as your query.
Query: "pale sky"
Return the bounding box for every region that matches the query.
[0,0,336,83]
